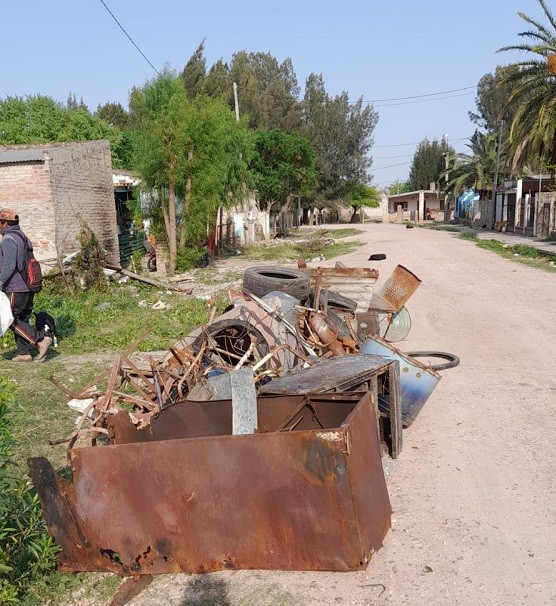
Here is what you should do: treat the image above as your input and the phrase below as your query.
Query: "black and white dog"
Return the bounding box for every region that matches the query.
[34,312,58,348]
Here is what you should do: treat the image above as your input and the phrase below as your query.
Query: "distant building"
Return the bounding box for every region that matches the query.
[386,188,444,222]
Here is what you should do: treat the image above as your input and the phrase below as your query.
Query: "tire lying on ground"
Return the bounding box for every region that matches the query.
[243,266,311,301]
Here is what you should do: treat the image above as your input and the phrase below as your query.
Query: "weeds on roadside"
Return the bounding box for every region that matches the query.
[458,232,556,271]
[0,377,75,605]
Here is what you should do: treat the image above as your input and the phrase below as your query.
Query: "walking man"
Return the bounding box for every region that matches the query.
[0,208,52,362]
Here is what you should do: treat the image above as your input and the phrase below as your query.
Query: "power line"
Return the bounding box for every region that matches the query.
[98,0,160,75]
[364,85,476,103]
[372,91,474,108]
[373,136,468,148]
[371,161,412,171]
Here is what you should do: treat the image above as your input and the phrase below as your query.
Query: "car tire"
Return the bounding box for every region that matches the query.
[243,266,311,301]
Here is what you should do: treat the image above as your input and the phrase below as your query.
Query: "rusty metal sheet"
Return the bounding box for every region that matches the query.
[29,392,390,575]
[258,354,392,394]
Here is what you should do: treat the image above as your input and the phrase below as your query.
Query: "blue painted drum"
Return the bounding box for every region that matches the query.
[360,337,441,427]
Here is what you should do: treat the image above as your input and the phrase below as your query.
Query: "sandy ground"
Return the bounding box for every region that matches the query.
[93,223,556,606]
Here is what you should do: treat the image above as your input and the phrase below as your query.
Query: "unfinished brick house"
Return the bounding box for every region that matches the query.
[0,140,120,264]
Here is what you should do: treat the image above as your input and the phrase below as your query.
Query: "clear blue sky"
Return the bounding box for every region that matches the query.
[0,0,539,186]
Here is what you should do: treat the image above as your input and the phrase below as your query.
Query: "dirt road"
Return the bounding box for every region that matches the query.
[124,223,556,606]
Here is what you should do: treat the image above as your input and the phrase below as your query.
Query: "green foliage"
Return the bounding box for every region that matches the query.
[498,0,556,174]
[349,183,381,210]
[385,180,412,195]
[177,247,205,271]
[458,232,556,271]
[445,131,505,197]
[243,239,363,262]
[0,95,125,168]
[301,73,378,204]
[250,129,317,211]
[72,223,107,290]
[409,138,453,191]
[0,378,61,604]
[180,41,208,99]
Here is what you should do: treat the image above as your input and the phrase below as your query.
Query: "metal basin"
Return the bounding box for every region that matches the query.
[360,337,441,427]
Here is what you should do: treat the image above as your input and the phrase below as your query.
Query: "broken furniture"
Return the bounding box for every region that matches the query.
[259,354,402,459]
[29,391,391,575]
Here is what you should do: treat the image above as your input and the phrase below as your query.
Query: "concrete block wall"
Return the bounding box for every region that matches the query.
[0,160,57,259]
[48,140,119,264]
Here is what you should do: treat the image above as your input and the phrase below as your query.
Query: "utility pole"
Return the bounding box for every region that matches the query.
[490,120,503,229]
[233,82,240,123]
[443,134,449,223]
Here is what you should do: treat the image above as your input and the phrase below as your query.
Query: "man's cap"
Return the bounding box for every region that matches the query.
[0,208,18,221]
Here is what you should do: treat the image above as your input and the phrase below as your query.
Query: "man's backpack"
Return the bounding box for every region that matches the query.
[8,232,43,293]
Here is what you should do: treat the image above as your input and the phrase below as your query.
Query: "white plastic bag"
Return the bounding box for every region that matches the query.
[0,292,14,337]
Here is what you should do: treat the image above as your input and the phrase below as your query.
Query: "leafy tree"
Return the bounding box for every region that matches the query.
[469,66,519,133]
[0,95,125,166]
[95,101,130,129]
[66,92,88,111]
[408,138,453,190]
[180,95,252,247]
[130,69,190,273]
[498,0,556,175]
[443,131,506,198]
[201,59,233,100]
[180,41,207,100]
[347,183,381,221]
[301,73,378,203]
[250,129,317,213]
[229,51,302,131]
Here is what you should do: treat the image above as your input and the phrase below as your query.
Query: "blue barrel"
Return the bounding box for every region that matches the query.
[360,338,441,427]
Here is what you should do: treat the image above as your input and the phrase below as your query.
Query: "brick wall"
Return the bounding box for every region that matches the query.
[0,140,120,264]
[48,141,119,264]
[0,161,56,260]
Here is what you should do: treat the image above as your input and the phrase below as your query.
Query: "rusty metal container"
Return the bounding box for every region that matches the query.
[28,392,391,575]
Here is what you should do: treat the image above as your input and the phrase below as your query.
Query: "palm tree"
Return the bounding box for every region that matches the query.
[498,0,556,176]
[444,131,505,199]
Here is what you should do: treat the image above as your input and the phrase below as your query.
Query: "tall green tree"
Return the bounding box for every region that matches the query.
[180,95,252,246]
[469,66,519,133]
[301,73,378,203]
[130,70,190,272]
[229,51,302,132]
[408,138,452,190]
[180,41,207,100]
[498,0,556,175]
[250,129,317,213]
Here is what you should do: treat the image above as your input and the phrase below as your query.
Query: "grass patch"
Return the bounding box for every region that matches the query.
[458,232,556,271]
[314,227,364,239]
[243,239,363,263]
[1,279,222,355]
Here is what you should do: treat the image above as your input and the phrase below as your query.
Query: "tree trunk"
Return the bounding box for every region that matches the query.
[168,183,177,274]
[180,149,194,247]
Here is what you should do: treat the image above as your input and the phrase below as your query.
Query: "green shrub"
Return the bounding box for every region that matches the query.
[0,377,61,604]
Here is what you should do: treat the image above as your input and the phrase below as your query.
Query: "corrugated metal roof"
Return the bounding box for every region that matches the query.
[0,149,45,164]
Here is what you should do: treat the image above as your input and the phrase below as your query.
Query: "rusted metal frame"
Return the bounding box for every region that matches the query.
[122,374,157,407]
[112,391,158,411]
[49,375,78,399]
[275,397,326,432]
[177,346,206,399]
[97,355,122,412]
[48,396,98,446]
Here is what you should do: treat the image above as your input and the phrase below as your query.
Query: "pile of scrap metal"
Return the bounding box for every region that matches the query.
[28,261,459,604]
